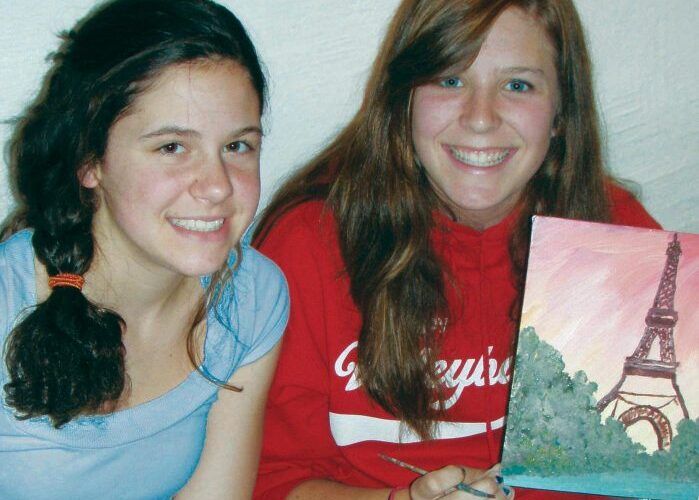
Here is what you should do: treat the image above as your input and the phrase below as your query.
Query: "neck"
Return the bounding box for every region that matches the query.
[89,258,198,321]
[81,231,203,341]
[440,194,523,232]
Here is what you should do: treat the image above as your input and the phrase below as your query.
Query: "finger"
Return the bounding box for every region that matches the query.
[410,465,466,498]
[435,473,496,499]
[436,486,490,499]
[504,485,515,499]
[432,490,453,500]
[480,463,502,484]
[481,464,514,500]
[459,465,495,485]
[461,463,514,500]
[468,475,513,500]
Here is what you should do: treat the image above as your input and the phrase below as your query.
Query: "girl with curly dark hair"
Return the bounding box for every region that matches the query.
[0,0,288,498]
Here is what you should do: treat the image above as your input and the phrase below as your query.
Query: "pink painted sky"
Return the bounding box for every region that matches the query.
[521,217,699,418]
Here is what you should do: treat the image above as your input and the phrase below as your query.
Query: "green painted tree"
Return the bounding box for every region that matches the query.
[503,327,644,475]
[649,418,699,481]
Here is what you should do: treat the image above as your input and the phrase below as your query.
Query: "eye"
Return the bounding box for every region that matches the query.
[505,79,532,93]
[159,142,185,155]
[438,76,463,88]
[225,141,253,154]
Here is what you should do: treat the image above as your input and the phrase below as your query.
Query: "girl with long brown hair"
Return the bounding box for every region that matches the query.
[253,0,658,498]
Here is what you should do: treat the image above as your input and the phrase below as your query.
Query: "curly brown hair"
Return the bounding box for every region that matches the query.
[3,0,266,428]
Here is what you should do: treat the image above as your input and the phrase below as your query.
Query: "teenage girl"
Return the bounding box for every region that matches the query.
[0,0,288,498]
[252,0,659,498]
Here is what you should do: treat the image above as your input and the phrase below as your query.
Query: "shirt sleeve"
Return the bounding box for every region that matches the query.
[0,244,12,387]
[237,248,290,367]
[253,208,358,499]
[0,231,34,386]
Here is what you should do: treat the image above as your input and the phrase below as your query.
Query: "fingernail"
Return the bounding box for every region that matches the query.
[495,475,504,484]
[502,486,512,496]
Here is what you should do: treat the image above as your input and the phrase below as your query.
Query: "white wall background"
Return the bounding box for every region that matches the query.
[0,1,697,232]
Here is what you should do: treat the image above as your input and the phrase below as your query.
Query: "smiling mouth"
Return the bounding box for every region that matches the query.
[170,218,224,232]
[448,147,511,167]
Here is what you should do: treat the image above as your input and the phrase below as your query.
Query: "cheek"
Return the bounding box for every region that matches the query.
[411,90,458,146]
[510,100,557,146]
[233,170,261,211]
[103,170,186,219]
[136,175,186,210]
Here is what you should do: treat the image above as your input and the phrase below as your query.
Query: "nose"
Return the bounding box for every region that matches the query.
[459,86,501,133]
[189,154,234,204]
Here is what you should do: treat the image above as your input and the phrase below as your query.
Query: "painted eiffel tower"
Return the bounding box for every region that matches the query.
[596,233,689,450]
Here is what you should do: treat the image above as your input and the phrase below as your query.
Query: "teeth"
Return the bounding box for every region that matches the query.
[171,218,224,232]
[450,147,509,167]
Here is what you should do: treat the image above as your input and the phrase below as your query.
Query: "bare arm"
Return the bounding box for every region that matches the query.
[176,343,281,500]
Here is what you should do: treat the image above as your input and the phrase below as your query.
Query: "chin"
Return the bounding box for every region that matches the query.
[451,195,503,213]
[170,254,231,277]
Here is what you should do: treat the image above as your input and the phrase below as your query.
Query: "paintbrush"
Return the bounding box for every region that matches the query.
[378,454,496,498]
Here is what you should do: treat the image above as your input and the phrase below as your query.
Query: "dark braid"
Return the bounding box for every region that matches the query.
[4,43,126,427]
[3,0,267,428]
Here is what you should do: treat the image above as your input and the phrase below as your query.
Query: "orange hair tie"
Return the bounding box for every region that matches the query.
[48,273,85,291]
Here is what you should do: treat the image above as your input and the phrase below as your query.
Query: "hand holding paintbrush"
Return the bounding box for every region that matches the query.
[379,454,514,499]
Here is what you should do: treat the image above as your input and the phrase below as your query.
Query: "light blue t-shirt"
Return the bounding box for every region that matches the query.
[0,230,289,499]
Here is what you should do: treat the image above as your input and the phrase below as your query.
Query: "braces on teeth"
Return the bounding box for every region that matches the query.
[450,147,508,167]
[171,219,224,232]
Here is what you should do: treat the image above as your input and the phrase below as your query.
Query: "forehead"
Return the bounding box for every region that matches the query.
[123,59,261,124]
[479,6,556,67]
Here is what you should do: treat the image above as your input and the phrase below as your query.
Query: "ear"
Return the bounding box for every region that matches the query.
[78,161,101,189]
[550,116,561,138]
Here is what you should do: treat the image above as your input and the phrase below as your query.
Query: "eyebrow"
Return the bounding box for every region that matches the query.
[501,66,546,76]
[139,125,263,140]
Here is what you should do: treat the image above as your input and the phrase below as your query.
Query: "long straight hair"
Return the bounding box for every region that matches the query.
[2,0,266,428]
[255,0,610,439]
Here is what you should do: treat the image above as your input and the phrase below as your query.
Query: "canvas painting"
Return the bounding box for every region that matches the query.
[502,216,699,500]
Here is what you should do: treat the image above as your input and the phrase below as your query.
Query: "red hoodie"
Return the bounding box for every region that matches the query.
[254,186,660,499]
